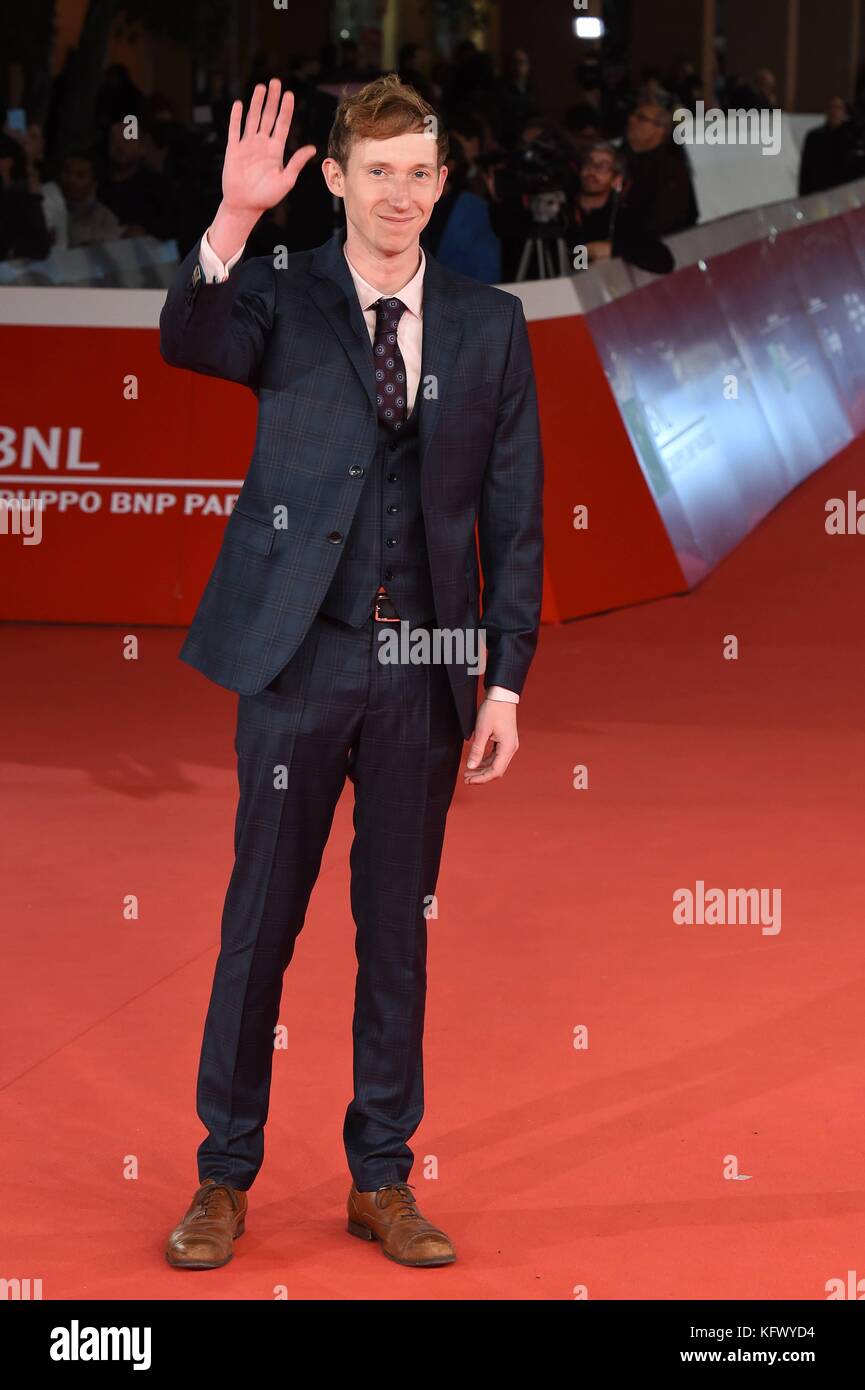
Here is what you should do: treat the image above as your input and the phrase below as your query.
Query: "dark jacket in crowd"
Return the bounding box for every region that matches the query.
[571,195,675,276]
[0,134,51,261]
[621,142,699,237]
[799,120,859,195]
[0,186,52,260]
[99,167,175,239]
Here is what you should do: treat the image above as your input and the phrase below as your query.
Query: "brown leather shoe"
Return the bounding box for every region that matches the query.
[165,1178,248,1270]
[347,1181,456,1266]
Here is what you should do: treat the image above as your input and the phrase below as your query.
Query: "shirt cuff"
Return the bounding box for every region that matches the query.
[198,227,246,283]
[485,685,520,703]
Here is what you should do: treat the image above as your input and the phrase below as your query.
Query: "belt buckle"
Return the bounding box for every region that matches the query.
[374,586,401,622]
[374,599,401,622]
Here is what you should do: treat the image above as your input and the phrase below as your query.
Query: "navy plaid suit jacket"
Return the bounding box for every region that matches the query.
[159,225,544,740]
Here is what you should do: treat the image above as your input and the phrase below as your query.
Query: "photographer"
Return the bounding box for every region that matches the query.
[622,99,698,236]
[572,142,674,275]
[482,117,581,280]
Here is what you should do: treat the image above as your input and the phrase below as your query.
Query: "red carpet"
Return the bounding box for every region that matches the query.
[2,441,864,1301]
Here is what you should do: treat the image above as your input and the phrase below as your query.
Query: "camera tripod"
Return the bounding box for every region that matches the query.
[515,225,572,281]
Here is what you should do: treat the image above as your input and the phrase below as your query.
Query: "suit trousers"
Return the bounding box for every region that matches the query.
[195,609,466,1192]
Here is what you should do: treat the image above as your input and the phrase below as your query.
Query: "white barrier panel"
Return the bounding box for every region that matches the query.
[0,236,180,289]
[685,111,823,224]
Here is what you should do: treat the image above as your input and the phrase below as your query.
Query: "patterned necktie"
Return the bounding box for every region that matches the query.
[370,297,409,622]
[372,297,408,433]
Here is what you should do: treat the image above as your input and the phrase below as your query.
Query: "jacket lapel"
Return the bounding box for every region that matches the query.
[416,250,464,474]
[308,230,377,418]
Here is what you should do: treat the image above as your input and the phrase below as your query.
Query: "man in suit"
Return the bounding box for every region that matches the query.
[161,74,543,1270]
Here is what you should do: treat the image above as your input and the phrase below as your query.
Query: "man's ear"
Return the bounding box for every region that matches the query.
[434,163,449,202]
[321,156,344,198]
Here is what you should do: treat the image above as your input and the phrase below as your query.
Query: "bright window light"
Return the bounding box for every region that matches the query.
[574,17,604,39]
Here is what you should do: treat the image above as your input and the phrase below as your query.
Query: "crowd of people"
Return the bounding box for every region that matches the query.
[2,39,864,283]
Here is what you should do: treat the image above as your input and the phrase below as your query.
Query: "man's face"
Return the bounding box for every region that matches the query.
[627,104,669,152]
[61,156,95,203]
[323,132,447,257]
[755,68,776,100]
[511,50,530,83]
[827,97,848,129]
[580,152,617,197]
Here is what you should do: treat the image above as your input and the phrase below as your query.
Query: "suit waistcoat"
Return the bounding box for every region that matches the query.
[318,391,437,626]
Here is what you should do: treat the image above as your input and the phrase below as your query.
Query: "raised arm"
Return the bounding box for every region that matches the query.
[159,79,316,386]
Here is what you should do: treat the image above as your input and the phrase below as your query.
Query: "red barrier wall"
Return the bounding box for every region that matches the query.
[4,200,860,628]
[0,311,686,627]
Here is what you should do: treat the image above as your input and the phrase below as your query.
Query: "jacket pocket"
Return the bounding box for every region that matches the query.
[225,506,275,557]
